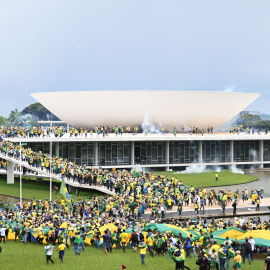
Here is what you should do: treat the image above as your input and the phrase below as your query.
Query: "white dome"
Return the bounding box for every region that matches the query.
[31,90,260,129]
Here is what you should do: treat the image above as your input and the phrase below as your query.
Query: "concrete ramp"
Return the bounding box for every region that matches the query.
[0,152,116,196]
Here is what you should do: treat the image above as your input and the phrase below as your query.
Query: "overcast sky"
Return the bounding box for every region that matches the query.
[0,0,270,117]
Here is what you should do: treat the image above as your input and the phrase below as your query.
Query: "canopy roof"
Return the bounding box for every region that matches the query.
[32,91,260,129]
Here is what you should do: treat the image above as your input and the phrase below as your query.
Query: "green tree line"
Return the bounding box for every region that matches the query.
[0,102,59,127]
[237,114,270,129]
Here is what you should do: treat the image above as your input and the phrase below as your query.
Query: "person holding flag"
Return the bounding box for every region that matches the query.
[146,230,154,257]
[218,243,227,270]
[132,168,140,178]
[171,246,184,270]
[44,242,55,265]
[59,178,73,210]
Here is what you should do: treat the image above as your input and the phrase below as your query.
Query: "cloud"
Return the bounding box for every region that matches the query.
[223,85,235,92]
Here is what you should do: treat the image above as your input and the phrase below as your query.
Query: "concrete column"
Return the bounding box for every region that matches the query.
[7,161,15,184]
[55,142,59,157]
[131,141,135,166]
[198,141,202,163]
[230,140,234,163]
[259,140,263,169]
[67,124,70,133]
[94,141,98,167]
[165,141,169,171]
[68,184,75,192]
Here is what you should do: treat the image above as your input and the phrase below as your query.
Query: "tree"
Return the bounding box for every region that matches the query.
[22,102,60,121]
[7,108,25,126]
[0,116,7,125]
[237,114,270,129]
[25,116,39,128]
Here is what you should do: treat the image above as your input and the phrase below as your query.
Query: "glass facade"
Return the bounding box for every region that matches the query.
[202,141,231,163]
[234,140,259,162]
[169,141,199,164]
[135,142,165,164]
[59,142,94,165]
[27,142,53,155]
[99,142,130,166]
[263,140,270,161]
[26,139,270,166]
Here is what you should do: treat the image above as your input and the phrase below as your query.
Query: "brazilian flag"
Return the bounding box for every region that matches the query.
[218,247,227,259]
[227,246,235,258]
[172,249,184,262]
[139,242,147,249]
[133,168,140,178]
[155,238,164,249]
[60,179,72,209]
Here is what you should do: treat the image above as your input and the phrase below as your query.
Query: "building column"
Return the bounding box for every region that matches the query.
[165,141,169,171]
[259,140,263,169]
[230,140,234,163]
[68,184,75,192]
[94,141,98,167]
[7,161,14,184]
[55,142,59,157]
[131,141,135,166]
[198,141,202,163]
[67,124,70,133]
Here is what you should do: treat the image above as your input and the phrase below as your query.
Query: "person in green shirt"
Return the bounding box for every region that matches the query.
[74,231,82,255]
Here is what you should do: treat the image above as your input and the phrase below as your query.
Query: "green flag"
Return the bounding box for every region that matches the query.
[133,168,140,178]
[59,179,72,209]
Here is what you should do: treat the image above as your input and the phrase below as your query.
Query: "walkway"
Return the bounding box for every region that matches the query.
[0,152,116,196]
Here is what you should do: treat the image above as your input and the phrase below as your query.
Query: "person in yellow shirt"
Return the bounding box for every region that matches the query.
[56,241,66,263]
[120,230,128,252]
[68,229,76,245]
[38,228,44,244]
[138,240,147,265]
[256,198,260,211]
[146,234,154,257]
[227,190,232,202]
[61,199,65,208]
[167,198,172,210]
[211,241,220,253]
[234,250,242,270]
[251,193,256,205]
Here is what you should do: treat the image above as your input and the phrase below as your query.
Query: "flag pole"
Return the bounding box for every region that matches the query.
[50,140,52,202]
[20,136,22,207]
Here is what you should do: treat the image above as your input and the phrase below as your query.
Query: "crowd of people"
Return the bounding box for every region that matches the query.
[0,138,266,221]
[0,125,268,139]
[0,134,269,268]
[0,193,269,269]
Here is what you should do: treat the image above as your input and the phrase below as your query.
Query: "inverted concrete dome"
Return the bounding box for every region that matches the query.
[31,91,260,129]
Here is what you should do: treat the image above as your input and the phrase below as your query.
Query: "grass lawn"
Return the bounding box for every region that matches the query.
[0,177,102,201]
[155,170,258,188]
[0,241,265,270]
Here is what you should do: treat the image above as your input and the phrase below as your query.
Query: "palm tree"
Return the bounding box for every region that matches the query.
[25,116,39,128]
[8,108,25,126]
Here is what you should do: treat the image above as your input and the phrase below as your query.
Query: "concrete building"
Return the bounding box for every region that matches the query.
[31,90,260,130]
[12,90,262,171]
[7,133,270,171]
